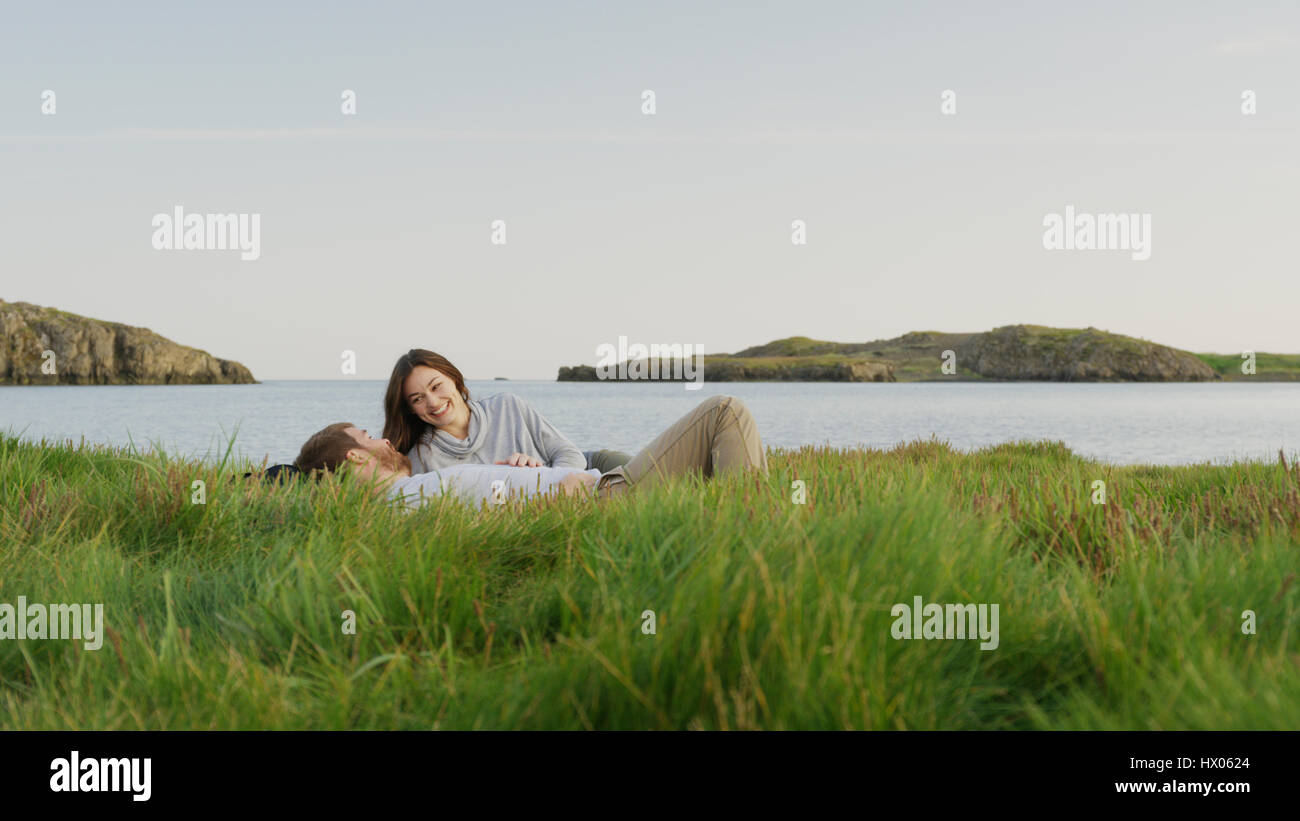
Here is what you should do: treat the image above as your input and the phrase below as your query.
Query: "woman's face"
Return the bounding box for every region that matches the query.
[403,365,470,435]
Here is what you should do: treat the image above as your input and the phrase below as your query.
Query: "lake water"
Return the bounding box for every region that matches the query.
[1,381,1296,467]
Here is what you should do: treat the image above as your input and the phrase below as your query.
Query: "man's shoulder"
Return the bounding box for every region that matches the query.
[391,467,450,488]
[403,463,513,484]
[388,466,485,500]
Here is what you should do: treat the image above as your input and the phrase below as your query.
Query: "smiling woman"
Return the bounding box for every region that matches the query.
[381,349,627,475]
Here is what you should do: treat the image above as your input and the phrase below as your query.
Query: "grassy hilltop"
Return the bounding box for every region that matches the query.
[559,325,1300,382]
[1194,351,1300,381]
[2,433,1297,729]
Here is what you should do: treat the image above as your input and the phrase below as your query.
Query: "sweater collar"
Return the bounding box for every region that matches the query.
[422,398,486,455]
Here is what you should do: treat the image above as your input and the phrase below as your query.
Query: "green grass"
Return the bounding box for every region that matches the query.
[1,433,1297,729]
[1194,352,1300,381]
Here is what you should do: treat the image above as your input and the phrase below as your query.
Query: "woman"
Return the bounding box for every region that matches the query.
[382,349,628,474]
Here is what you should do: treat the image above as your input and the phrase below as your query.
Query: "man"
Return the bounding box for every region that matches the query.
[294,395,767,508]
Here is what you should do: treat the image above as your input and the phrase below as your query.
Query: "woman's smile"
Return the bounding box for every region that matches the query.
[402,364,471,438]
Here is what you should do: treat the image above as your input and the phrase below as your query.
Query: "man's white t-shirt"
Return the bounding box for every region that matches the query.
[387,464,603,509]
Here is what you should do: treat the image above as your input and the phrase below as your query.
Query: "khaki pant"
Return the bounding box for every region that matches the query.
[595,395,766,497]
[584,449,632,474]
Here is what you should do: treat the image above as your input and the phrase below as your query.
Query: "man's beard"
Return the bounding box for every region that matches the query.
[377,448,412,475]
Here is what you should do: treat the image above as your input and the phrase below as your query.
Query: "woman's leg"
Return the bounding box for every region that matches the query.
[596,395,766,496]
[584,449,633,473]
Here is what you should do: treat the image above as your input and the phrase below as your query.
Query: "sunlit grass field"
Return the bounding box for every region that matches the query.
[1,432,1297,729]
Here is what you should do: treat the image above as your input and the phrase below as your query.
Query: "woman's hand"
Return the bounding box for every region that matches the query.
[495,452,544,468]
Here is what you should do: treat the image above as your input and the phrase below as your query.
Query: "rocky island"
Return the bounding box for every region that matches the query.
[558,325,1300,383]
[0,300,256,385]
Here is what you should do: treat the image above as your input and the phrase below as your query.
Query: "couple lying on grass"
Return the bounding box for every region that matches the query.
[293,349,767,507]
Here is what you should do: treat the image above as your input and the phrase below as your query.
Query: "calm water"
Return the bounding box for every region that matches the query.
[1,381,1297,466]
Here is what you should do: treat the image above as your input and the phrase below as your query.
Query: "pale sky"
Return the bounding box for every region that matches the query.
[2,1,1297,379]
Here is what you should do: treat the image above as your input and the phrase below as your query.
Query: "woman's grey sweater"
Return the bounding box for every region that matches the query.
[405,393,586,474]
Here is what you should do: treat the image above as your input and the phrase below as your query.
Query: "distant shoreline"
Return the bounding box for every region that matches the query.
[557,326,1300,384]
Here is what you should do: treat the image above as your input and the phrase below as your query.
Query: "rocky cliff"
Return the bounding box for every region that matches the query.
[705,358,895,382]
[0,300,257,385]
[955,325,1217,381]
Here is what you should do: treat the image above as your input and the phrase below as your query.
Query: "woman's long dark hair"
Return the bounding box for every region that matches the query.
[382,349,470,455]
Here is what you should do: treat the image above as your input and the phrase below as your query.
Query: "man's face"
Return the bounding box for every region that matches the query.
[344,427,412,475]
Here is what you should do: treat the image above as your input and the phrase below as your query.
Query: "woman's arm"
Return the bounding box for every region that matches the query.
[508,395,586,469]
